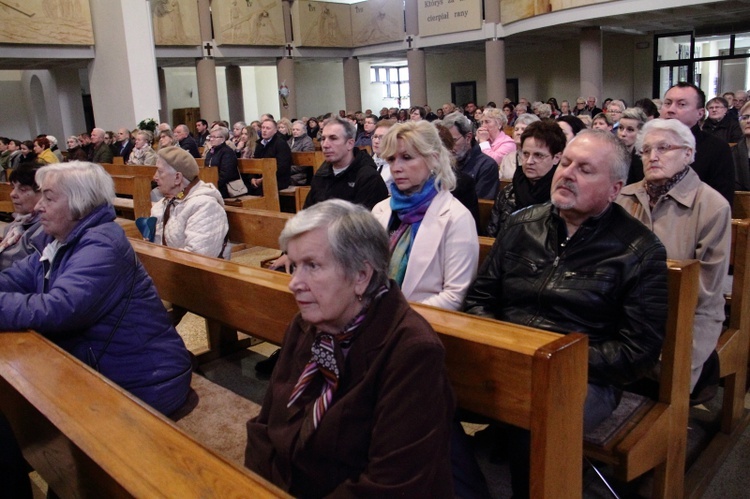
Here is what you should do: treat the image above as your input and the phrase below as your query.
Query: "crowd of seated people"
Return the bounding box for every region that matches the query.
[3,83,750,496]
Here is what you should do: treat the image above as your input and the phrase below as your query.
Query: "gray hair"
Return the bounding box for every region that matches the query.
[213,126,230,140]
[536,103,552,119]
[292,120,307,133]
[280,199,389,300]
[379,120,457,192]
[137,130,154,142]
[323,115,357,141]
[608,100,625,112]
[36,161,115,220]
[636,119,696,163]
[571,129,630,183]
[442,111,473,136]
[175,124,190,135]
[620,107,648,125]
[66,135,81,147]
[514,113,541,127]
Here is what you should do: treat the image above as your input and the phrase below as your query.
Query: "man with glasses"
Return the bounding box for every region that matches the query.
[703,96,742,144]
[443,111,499,200]
[661,82,734,205]
[729,89,747,121]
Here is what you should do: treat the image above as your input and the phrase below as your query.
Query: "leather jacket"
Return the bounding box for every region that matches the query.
[464,202,668,387]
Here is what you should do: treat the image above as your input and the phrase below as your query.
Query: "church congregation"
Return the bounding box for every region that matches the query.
[3,1,750,498]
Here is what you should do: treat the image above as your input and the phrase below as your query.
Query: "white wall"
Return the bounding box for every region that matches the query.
[252,66,280,119]
[163,67,200,125]
[426,50,487,108]
[295,60,347,118]
[0,71,32,140]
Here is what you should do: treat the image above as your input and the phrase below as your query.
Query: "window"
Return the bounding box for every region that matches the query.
[370,64,409,106]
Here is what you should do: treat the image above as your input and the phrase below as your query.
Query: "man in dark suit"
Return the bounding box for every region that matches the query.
[661,82,734,206]
[194,119,209,147]
[174,124,201,158]
[252,118,292,192]
[114,128,134,162]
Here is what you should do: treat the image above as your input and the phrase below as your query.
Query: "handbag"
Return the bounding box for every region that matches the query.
[226,169,248,197]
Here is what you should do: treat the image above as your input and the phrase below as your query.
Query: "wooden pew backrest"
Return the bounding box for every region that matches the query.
[131,239,588,497]
[236,158,280,211]
[110,174,152,220]
[0,331,287,498]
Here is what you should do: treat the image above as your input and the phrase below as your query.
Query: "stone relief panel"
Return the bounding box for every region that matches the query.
[292,1,353,48]
[0,0,94,45]
[212,0,285,46]
[501,0,612,25]
[152,0,201,46]
[351,0,404,48]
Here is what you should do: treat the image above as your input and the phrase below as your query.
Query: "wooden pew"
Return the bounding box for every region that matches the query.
[226,158,280,212]
[101,162,219,188]
[110,174,152,220]
[0,181,13,213]
[478,199,493,236]
[733,191,750,219]
[0,331,287,498]
[279,151,325,213]
[131,240,589,497]
[583,259,699,498]
[685,219,750,497]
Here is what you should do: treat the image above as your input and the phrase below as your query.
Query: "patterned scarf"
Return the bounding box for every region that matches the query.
[645,167,690,209]
[287,286,388,429]
[387,177,438,286]
[0,213,34,253]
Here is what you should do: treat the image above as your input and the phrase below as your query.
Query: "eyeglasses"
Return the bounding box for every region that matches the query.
[639,143,688,156]
[740,115,750,121]
[521,151,551,161]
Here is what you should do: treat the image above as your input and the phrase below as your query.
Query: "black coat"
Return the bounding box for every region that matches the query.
[304,149,388,210]
[254,135,292,190]
[205,142,239,198]
[690,124,734,206]
[179,136,201,158]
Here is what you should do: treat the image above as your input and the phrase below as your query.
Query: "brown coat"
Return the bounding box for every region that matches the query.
[245,284,455,498]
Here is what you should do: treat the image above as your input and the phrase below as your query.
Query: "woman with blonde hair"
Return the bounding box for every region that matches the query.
[475,107,515,165]
[371,120,478,311]
[239,125,257,159]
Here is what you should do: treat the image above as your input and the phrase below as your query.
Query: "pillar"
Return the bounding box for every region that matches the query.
[87,0,160,129]
[196,0,220,122]
[277,57,297,119]
[407,49,427,107]
[405,0,418,35]
[158,67,169,124]
[484,0,500,24]
[580,28,603,103]
[343,57,361,113]
[485,39,506,105]
[226,65,245,124]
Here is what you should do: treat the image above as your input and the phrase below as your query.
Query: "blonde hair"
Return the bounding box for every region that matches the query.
[379,121,456,192]
[481,107,508,128]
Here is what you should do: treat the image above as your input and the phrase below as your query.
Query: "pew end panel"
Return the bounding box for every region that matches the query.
[225,206,292,249]
[0,331,286,498]
[0,181,13,214]
[110,174,152,220]
[236,158,280,212]
[584,259,700,497]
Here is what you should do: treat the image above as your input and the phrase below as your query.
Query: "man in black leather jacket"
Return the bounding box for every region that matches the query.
[464,130,668,497]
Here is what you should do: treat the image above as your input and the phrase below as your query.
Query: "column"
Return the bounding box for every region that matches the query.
[87,0,160,129]
[580,28,603,103]
[407,49,427,107]
[343,57,361,113]
[405,0,418,35]
[226,65,245,124]
[483,0,500,24]
[485,39,506,105]
[277,57,297,119]
[158,67,169,124]
[196,0,220,122]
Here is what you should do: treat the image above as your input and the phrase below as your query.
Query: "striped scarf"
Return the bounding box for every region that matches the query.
[287,286,387,429]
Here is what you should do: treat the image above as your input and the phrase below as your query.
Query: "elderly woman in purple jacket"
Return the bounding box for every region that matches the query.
[0,161,192,416]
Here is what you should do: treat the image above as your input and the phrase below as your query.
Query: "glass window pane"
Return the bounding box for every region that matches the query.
[378,68,387,81]
[370,68,377,83]
[389,68,399,81]
[400,83,410,98]
[657,34,691,61]
[390,83,400,97]
[399,67,409,81]
[695,59,719,98]
[734,33,750,54]
[694,35,731,59]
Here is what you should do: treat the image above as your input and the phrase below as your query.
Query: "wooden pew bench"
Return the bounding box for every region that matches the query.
[101,162,219,188]
[110,174,152,220]
[224,158,280,212]
[0,181,13,214]
[0,331,286,498]
[279,151,325,213]
[131,239,589,497]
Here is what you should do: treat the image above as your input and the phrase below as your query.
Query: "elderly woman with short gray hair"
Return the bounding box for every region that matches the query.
[245,199,455,497]
[616,118,731,402]
[0,161,192,415]
[127,131,159,166]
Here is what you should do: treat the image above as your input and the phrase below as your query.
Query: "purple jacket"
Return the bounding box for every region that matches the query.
[0,204,191,415]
